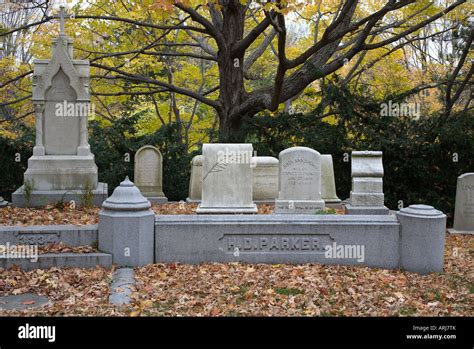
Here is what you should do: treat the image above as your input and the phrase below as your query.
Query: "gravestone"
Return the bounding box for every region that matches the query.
[345,151,389,215]
[0,197,7,207]
[134,145,167,204]
[186,155,202,203]
[196,143,257,214]
[12,6,107,207]
[275,147,325,214]
[321,154,341,206]
[252,156,279,203]
[448,173,474,234]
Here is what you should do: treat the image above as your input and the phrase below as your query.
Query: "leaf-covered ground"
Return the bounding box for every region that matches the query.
[0,204,343,226]
[0,234,472,316]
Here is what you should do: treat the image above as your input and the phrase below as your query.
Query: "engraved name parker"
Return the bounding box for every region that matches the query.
[218,233,334,254]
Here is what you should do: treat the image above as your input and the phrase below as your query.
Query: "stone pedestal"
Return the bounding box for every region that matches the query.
[99,177,155,267]
[275,147,325,214]
[448,173,474,234]
[346,151,389,215]
[197,143,257,214]
[397,204,446,274]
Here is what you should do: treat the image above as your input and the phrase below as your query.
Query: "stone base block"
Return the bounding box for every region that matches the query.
[345,204,389,215]
[447,228,474,235]
[275,199,325,214]
[24,155,98,190]
[196,204,258,214]
[186,198,201,203]
[0,252,112,271]
[12,182,108,208]
[145,196,168,204]
[350,192,384,206]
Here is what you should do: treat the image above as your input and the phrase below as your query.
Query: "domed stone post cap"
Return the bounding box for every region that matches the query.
[398,204,445,218]
[102,176,151,211]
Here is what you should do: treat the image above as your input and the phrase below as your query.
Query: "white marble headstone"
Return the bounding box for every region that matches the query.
[451,173,474,234]
[134,145,167,204]
[321,154,341,204]
[197,143,257,214]
[187,155,203,202]
[252,156,279,202]
[275,146,325,214]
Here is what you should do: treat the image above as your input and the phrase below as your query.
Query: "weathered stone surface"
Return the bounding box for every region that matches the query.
[197,144,257,214]
[0,252,112,271]
[188,155,279,204]
[252,156,279,203]
[134,145,167,204]
[347,151,388,215]
[0,197,8,207]
[186,155,202,202]
[275,147,325,213]
[12,182,107,208]
[321,154,341,204]
[397,204,446,274]
[0,224,98,247]
[109,268,135,306]
[99,177,154,267]
[0,293,50,310]
[449,173,474,234]
[13,11,105,207]
[155,214,400,269]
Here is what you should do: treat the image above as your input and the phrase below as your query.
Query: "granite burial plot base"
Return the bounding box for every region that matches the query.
[0,206,445,274]
[155,214,401,269]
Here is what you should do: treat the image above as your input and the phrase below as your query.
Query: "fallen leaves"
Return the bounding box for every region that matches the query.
[0,234,471,317]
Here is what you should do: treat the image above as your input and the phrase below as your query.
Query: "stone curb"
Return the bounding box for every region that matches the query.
[109,268,135,306]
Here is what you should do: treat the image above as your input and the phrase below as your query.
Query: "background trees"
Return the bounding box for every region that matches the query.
[0,0,472,212]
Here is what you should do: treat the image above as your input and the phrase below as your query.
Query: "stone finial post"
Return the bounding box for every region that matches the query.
[397,204,446,274]
[99,177,155,267]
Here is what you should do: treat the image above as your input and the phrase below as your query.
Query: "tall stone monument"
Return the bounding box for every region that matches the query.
[275,147,325,214]
[448,173,474,234]
[197,143,257,214]
[134,145,167,204]
[345,151,389,215]
[12,6,107,207]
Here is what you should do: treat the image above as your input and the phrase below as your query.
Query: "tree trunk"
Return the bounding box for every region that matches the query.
[217,1,247,142]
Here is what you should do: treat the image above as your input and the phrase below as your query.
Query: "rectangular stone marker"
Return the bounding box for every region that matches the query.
[252,156,279,203]
[449,173,474,234]
[188,155,278,203]
[345,151,389,215]
[321,154,341,205]
[275,146,325,214]
[186,155,202,202]
[12,8,107,207]
[196,144,257,214]
[134,145,168,204]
